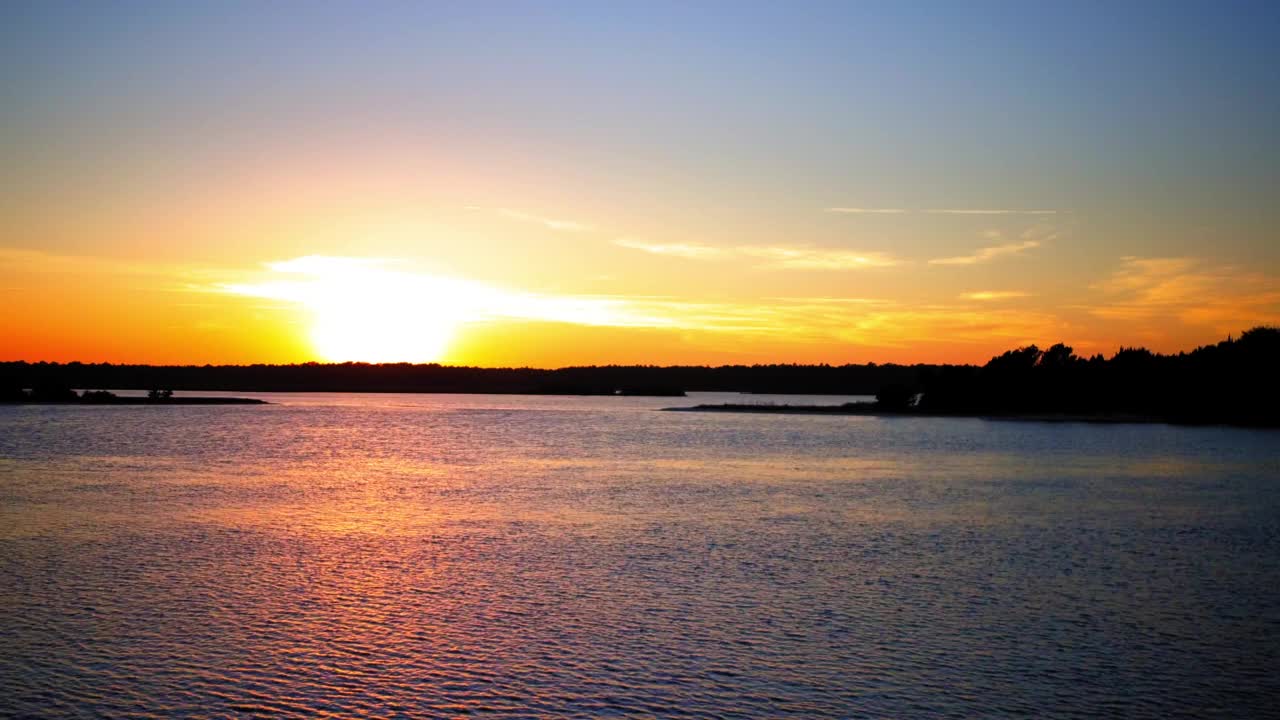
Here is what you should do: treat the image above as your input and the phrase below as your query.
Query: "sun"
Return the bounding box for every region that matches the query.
[298,260,472,363]
[229,256,479,364]
[309,302,457,363]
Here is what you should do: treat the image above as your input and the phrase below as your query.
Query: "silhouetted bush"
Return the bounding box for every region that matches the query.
[875,383,917,411]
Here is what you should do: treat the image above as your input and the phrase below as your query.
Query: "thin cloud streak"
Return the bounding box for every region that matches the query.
[929,240,1042,266]
[764,296,888,305]
[613,238,726,259]
[614,239,899,270]
[468,206,594,233]
[739,246,899,270]
[825,207,908,214]
[826,208,1060,215]
[961,290,1033,301]
[925,209,1059,215]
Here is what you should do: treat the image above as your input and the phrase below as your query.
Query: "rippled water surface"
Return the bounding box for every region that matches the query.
[2,392,1279,718]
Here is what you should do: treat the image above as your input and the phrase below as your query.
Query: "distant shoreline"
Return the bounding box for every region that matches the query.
[4,327,1277,424]
[2,397,268,406]
[661,403,1273,427]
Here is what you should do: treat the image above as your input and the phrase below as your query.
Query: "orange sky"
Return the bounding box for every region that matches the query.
[4,243,1277,366]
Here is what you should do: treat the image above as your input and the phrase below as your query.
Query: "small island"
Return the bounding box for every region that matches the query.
[2,388,267,405]
[663,401,1164,425]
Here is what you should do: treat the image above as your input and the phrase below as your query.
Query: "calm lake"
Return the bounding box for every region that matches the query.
[2,392,1278,718]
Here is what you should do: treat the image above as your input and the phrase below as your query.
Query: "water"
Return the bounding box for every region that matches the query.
[2,392,1278,718]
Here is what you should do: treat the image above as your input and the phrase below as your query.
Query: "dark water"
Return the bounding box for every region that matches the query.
[2,392,1278,718]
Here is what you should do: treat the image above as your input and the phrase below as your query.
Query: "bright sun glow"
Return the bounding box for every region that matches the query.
[224,257,480,362]
[308,298,457,363]
[221,256,667,363]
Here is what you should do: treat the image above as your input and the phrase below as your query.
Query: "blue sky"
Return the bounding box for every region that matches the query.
[2,1,1278,363]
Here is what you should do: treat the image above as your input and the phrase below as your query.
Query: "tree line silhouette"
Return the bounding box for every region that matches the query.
[911,326,1279,425]
[0,359,918,397]
[3,327,1276,424]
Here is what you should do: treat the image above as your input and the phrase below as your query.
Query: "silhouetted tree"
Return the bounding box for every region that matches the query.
[1038,343,1077,369]
[987,345,1042,372]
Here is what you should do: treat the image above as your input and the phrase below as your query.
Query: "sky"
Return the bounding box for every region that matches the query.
[2,1,1278,366]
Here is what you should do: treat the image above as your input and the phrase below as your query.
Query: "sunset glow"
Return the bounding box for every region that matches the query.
[221,256,675,363]
[224,257,476,363]
[2,4,1278,366]
[4,5,1280,717]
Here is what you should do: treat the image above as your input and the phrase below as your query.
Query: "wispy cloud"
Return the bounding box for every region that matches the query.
[611,235,901,269]
[0,246,231,289]
[613,238,726,259]
[826,207,1060,215]
[764,296,888,305]
[1082,256,1280,333]
[925,209,1059,215]
[961,290,1033,301]
[929,240,1041,266]
[468,206,594,233]
[613,239,900,270]
[738,246,899,270]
